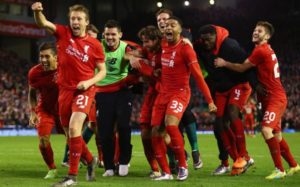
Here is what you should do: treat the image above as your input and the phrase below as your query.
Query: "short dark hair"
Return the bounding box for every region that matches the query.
[155,8,173,18]
[87,24,99,34]
[138,25,162,41]
[39,42,56,55]
[256,21,274,38]
[68,4,89,21]
[104,19,122,32]
[167,16,183,27]
[198,24,216,36]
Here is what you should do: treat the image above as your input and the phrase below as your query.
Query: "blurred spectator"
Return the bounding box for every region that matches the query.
[0,48,33,128]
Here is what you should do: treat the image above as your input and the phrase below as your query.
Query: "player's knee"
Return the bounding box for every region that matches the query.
[152,126,163,136]
[165,115,179,126]
[274,132,282,141]
[164,133,171,145]
[69,126,81,137]
[39,136,50,147]
[141,128,151,139]
[151,126,159,136]
[228,105,240,120]
[261,127,273,139]
[214,117,225,132]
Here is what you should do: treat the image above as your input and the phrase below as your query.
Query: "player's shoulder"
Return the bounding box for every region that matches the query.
[180,41,193,49]
[28,64,43,81]
[86,35,100,44]
[253,44,269,55]
[221,37,241,49]
[29,64,42,75]
[55,24,67,29]
[85,36,103,49]
[54,24,69,34]
[180,41,195,54]
[123,40,142,50]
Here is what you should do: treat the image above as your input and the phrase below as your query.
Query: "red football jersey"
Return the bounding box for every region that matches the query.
[28,64,58,114]
[54,24,105,89]
[160,38,197,93]
[145,49,162,88]
[248,43,286,100]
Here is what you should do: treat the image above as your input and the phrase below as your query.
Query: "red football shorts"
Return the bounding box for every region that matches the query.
[59,86,96,127]
[36,110,58,136]
[215,82,252,117]
[261,98,287,133]
[139,89,158,130]
[151,89,190,126]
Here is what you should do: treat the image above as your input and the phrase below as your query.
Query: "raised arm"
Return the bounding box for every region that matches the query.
[31,2,56,34]
[214,57,255,73]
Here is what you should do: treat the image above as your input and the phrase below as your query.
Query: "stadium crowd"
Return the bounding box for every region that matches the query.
[0,6,299,130]
[0,48,33,128]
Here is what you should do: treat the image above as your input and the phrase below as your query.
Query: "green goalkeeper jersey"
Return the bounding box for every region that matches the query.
[96,40,129,86]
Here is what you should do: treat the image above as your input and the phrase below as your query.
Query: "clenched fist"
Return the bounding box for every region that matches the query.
[31,2,43,11]
[77,80,91,91]
[208,103,217,113]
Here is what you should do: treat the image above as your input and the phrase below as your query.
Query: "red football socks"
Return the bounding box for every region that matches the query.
[279,138,297,167]
[68,136,82,175]
[81,137,93,164]
[231,119,248,159]
[166,125,187,168]
[142,137,159,172]
[220,129,239,161]
[39,143,56,169]
[152,136,170,174]
[222,159,229,167]
[266,137,284,172]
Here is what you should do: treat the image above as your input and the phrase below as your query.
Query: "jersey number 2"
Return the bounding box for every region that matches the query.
[272,54,280,78]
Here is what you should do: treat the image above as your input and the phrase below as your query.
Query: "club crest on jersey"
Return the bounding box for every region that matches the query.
[161,51,176,67]
[84,45,90,53]
[171,51,176,58]
[66,45,89,63]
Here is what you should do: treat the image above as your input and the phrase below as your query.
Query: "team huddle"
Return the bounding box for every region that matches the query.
[29,1,300,187]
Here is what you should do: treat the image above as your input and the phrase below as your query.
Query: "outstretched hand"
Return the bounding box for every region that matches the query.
[31,2,43,11]
[153,68,161,78]
[129,56,142,69]
[29,112,39,127]
[214,57,227,68]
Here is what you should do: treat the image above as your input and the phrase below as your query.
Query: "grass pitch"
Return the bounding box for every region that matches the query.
[0,133,299,187]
